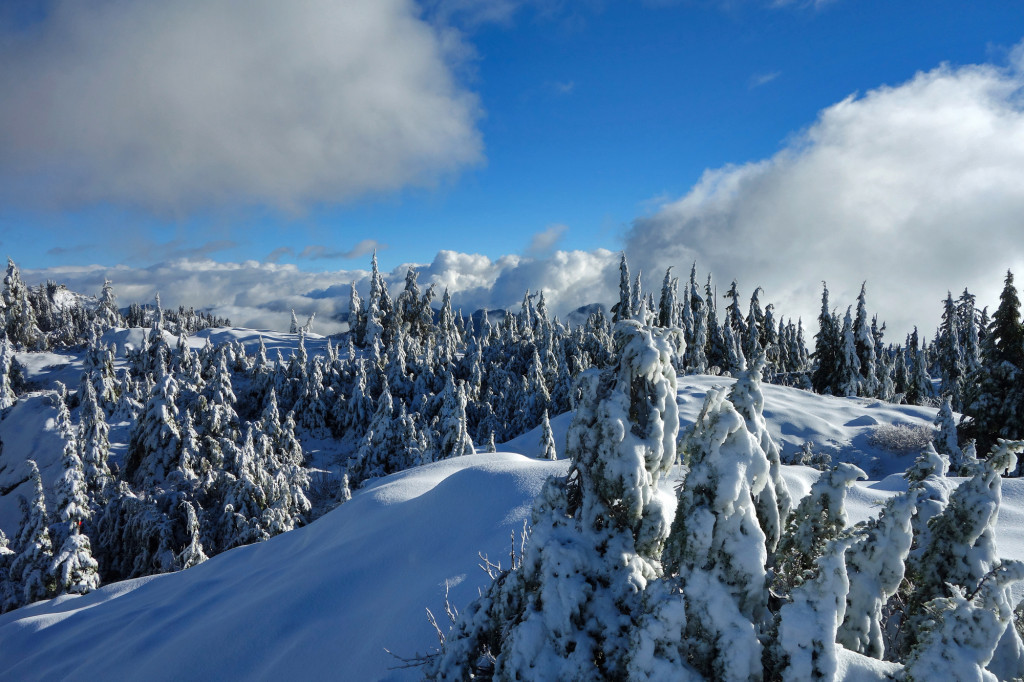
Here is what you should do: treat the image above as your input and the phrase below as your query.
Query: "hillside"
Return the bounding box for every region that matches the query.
[3,372,1022,680]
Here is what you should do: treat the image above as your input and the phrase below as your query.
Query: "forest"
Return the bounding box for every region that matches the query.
[1,253,1023,680]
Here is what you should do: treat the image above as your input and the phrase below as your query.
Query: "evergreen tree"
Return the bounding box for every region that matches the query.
[774,537,852,680]
[0,529,16,612]
[0,334,16,410]
[837,307,862,397]
[962,270,1024,454]
[903,439,1024,656]
[175,500,208,570]
[934,395,974,475]
[773,463,865,596]
[79,382,113,500]
[937,291,966,408]
[811,282,840,395]
[613,252,632,322]
[659,385,770,681]
[10,460,55,605]
[435,376,475,460]
[854,283,879,397]
[903,561,1024,682]
[125,374,183,488]
[50,526,100,597]
[428,322,681,680]
[539,409,557,460]
[837,488,918,659]
[727,351,792,553]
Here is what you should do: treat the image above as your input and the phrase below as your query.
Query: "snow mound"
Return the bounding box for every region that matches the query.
[0,452,563,681]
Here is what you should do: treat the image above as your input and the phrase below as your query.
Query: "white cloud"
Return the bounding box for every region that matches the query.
[627,58,1024,338]
[526,224,569,257]
[25,248,620,335]
[750,71,781,89]
[0,0,482,213]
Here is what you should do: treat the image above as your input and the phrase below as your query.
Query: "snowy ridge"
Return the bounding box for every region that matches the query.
[4,374,1024,679]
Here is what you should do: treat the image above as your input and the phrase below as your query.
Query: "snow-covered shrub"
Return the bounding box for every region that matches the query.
[867,423,933,454]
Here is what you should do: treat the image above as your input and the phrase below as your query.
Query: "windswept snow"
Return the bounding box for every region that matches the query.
[2,371,1024,680]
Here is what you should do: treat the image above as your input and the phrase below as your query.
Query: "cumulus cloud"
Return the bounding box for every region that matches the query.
[0,0,482,213]
[526,224,569,257]
[24,248,620,335]
[627,57,1024,338]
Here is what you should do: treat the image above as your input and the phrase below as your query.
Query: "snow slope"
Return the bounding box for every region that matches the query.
[1,372,1020,680]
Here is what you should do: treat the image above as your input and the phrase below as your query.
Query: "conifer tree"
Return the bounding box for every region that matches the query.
[0,529,16,612]
[658,267,678,328]
[614,252,632,322]
[539,409,557,460]
[774,537,853,680]
[11,460,55,606]
[773,462,865,596]
[728,351,792,553]
[125,374,183,488]
[435,376,475,460]
[837,307,862,397]
[837,488,918,658]
[812,282,840,395]
[903,561,1024,682]
[428,322,680,680]
[50,523,100,598]
[78,382,113,502]
[962,270,1024,454]
[903,439,1024,656]
[854,283,879,397]
[934,395,974,475]
[659,385,770,681]
[175,501,208,570]
[0,335,16,410]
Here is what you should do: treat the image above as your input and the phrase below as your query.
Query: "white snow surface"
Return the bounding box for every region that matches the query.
[3,366,1024,679]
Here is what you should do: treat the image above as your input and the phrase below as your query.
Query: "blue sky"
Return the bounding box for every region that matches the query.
[2,0,1024,334]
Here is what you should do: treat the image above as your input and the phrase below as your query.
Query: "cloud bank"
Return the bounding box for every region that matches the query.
[627,56,1024,339]
[0,0,482,212]
[27,250,620,336]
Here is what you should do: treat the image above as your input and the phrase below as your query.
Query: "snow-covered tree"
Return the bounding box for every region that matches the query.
[774,462,865,596]
[903,439,1024,656]
[854,283,879,397]
[962,270,1024,454]
[539,409,557,460]
[774,537,853,681]
[903,561,1024,682]
[728,351,792,553]
[53,434,90,541]
[0,335,17,410]
[10,460,55,605]
[837,307,862,397]
[658,386,770,681]
[78,382,113,501]
[812,282,840,395]
[125,374,183,488]
[434,376,475,460]
[934,395,974,475]
[838,488,918,658]
[175,500,208,570]
[50,526,100,597]
[429,321,680,680]
[614,252,632,322]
